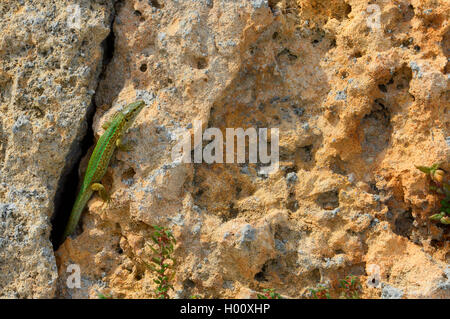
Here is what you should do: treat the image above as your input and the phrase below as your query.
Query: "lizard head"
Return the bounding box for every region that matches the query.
[121,100,146,129]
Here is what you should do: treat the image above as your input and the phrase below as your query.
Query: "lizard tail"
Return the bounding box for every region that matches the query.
[61,188,94,242]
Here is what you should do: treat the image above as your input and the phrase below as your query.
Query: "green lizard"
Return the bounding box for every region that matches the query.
[62,100,146,240]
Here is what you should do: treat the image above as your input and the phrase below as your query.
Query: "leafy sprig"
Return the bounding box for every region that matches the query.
[309,286,331,299]
[257,288,282,299]
[143,225,177,299]
[339,275,362,299]
[416,163,450,225]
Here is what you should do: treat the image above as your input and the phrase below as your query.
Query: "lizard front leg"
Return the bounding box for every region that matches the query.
[91,183,110,202]
[102,120,112,130]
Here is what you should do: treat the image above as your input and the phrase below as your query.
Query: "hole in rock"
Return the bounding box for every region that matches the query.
[139,63,147,72]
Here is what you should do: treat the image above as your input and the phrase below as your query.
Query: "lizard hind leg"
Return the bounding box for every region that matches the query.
[91,183,110,202]
[116,137,133,152]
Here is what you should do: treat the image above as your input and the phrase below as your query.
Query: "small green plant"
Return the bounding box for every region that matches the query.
[97,292,112,299]
[257,288,282,299]
[309,286,330,299]
[339,275,362,299]
[310,275,362,299]
[416,163,450,225]
[143,225,177,299]
[190,294,202,299]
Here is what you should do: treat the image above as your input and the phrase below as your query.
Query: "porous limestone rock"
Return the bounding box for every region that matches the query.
[0,0,113,298]
[1,0,449,299]
[56,0,449,299]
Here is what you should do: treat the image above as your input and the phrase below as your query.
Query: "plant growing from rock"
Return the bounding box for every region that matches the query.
[310,275,362,299]
[416,163,450,225]
[143,225,177,299]
[96,291,112,299]
[339,275,362,299]
[257,288,282,299]
[309,286,331,299]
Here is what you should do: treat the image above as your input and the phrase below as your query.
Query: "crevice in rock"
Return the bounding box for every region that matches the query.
[442,28,450,59]
[330,155,347,176]
[315,190,340,210]
[286,192,298,212]
[150,0,163,9]
[50,4,119,250]
[393,209,414,239]
[359,99,392,160]
[50,120,93,249]
[268,0,282,12]
[254,261,270,282]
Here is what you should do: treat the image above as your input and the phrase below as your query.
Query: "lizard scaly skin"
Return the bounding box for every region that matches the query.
[62,100,146,240]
